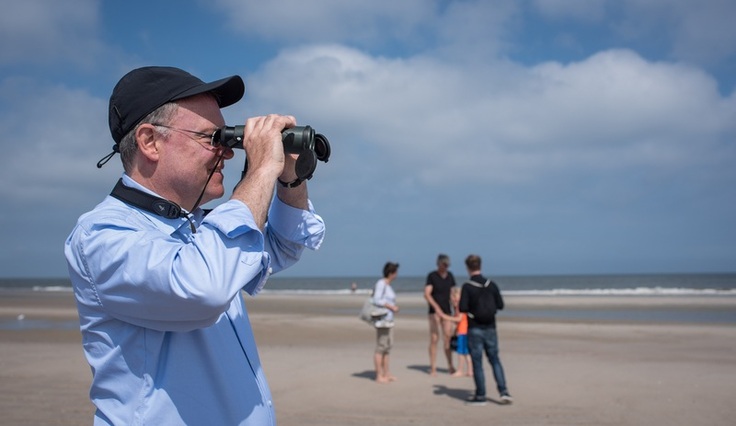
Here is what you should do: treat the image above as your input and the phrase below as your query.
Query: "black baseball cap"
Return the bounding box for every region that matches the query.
[108,66,245,144]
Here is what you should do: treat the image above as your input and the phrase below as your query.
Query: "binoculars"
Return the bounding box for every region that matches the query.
[214,125,331,183]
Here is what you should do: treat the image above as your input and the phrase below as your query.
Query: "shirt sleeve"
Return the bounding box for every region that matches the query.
[493,283,505,311]
[66,194,325,332]
[202,197,325,295]
[261,197,325,278]
[372,280,387,306]
[459,285,470,313]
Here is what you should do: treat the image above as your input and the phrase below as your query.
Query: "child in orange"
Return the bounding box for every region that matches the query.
[443,287,472,377]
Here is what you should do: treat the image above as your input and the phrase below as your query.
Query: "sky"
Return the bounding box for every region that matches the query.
[1,0,735,279]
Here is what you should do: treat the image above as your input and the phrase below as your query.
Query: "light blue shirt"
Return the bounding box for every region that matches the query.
[64,174,325,425]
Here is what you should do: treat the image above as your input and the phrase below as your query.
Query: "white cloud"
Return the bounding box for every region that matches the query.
[244,45,735,190]
[211,0,523,62]
[0,76,116,207]
[1,0,734,276]
[0,73,118,277]
[532,0,607,22]
[665,0,736,65]
[210,0,436,46]
[0,0,103,67]
[617,0,736,65]
[431,0,519,61]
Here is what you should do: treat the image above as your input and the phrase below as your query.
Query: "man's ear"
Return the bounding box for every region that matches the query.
[135,124,160,161]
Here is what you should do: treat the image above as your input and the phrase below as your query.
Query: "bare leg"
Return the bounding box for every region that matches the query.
[452,353,471,377]
[383,355,396,381]
[374,352,388,383]
[441,318,456,374]
[451,352,465,377]
[428,314,440,375]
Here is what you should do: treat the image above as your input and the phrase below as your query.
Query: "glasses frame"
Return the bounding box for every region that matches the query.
[150,123,223,151]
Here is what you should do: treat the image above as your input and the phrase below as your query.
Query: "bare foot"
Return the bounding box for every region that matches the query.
[376,377,390,384]
[387,375,397,382]
[451,371,464,377]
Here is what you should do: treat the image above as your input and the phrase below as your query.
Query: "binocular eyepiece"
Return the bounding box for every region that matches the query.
[213,125,331,183]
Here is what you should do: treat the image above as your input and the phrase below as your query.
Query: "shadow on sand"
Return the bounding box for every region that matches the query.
[351,370,376,381]
[432,384,509,405]
[406,364,453,375]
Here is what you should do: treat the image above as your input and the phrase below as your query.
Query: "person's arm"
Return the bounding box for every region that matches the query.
[223,114,324,282]
[383,301,399,313]
[275,152,309,211]
[373,280,386,306]
[230,114,297,230]
[423,283,444,314]
[493,283,505,311]
[260,198,325,273]
[459,285,470,313]
[370,281,397,311]
[438,312,461,322]
[66,202,270,332]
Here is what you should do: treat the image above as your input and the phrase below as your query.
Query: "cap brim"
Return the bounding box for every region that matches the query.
[172,75,245,108]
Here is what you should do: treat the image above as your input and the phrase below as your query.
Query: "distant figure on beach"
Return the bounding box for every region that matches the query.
[459,254,512,406]
[351,282,358,293]
[372,262,400,383]
[424,253,457,375]
[440,287,473,378]
[64,66,325,425]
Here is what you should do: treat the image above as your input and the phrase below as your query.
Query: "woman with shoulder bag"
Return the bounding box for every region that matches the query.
[372,262,400,383]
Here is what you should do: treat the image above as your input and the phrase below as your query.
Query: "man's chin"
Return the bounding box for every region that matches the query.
[201,186,225,206]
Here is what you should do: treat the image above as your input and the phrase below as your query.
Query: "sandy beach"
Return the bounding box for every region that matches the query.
[1,291,735,425]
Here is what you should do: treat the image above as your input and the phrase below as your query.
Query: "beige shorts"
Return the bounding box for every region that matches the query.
[375,327,393,354]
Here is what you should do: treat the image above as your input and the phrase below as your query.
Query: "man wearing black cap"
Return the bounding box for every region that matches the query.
[64,66,325,425]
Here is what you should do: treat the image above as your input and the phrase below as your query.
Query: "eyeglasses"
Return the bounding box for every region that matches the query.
[151,123,223,151]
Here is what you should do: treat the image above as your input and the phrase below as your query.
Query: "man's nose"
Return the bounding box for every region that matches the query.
[219,146,235,159]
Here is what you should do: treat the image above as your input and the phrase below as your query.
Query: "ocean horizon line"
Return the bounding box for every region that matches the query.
[6,287,736,298]
[1,272,735,297]
[2,271,735,281]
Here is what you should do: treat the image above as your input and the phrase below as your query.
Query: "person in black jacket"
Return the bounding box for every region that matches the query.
[459,254,512,406]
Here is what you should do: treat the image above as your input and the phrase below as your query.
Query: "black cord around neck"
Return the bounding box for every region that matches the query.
[109,150,227,233]
[189,151,227,213]
[110,179,198,233]
[110,179,184,219]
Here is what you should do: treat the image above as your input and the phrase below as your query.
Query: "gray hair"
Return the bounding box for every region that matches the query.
[118,102,179,172]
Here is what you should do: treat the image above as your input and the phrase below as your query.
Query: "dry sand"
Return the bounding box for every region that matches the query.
[1,291,735,425]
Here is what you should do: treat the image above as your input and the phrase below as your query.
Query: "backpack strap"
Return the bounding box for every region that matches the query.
[464,279,491,288]
[463,279,495,321]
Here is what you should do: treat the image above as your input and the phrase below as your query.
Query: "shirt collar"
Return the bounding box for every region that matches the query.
[119,173,202,236]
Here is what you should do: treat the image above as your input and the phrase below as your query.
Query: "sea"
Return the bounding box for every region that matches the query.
[2,273,736,326]
[2,273,736,296]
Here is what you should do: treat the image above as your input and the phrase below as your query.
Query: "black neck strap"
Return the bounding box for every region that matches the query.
[110,179,185,219]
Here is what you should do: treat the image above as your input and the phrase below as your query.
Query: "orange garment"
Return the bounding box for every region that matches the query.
[457,312,468,335]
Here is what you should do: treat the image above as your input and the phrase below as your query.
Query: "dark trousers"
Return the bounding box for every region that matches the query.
[468,326,508,397]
